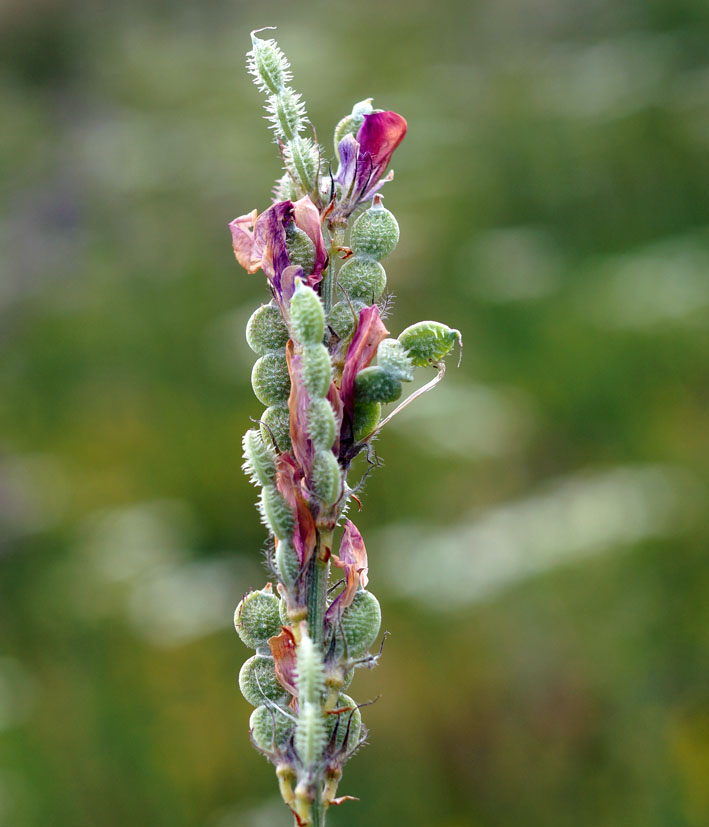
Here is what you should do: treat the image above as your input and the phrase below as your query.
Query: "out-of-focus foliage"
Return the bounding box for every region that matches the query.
[1,0,708,825]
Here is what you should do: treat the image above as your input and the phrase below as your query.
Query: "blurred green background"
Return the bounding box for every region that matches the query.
[1,0,708,825]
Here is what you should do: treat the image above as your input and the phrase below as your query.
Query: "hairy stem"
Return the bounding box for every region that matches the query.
[307,529,332,646]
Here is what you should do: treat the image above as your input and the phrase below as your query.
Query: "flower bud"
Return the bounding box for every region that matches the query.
[352,400,381,442]
[246,303,290,355]
[234,584,282,649]
[259,484,295,540]
[239,654,290,706]
[354,366,402,404]
[337,257,387,301]
[311,449,341,505]
[307,397,336,450]
[250,703,294,752]
[285,226,316,275]
[302,344,332,398]
[327,299,367,341]
[290,281,325,345]
[376,338,414,382]
[326,694,362,753]
[242,429,277,488]
[260,405,291,453]
[398,321,461,366]
[251,351,291,406]
[339,590,381,657]
[276,539,301,588]
[350,201,399,260]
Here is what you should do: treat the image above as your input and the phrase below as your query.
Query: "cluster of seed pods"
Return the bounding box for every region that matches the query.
[230,31,461,827]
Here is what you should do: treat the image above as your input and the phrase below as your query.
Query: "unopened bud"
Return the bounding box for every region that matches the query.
[242,429,277,488]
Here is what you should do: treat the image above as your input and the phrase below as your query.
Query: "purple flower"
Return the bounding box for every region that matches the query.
[334,111,407,215]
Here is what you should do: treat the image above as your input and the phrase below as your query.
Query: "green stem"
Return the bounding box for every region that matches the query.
[307,529,331,646]
[311,788,326,827]
[321,226,345,314]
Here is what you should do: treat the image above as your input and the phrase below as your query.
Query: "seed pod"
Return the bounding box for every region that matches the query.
[259,484,295,540]
[326,694,362,753]
[239,654,290,706]
[247,33,292,95]
[266,88,306,141]
[296,629,325,704]
[276,539,301,588]
[327,299,367,341]
[290,281,325,345]
[250,703,294,752]
[337,257,387,301]
[251,351,291,406]
[377,338,414,382]
[354,366,402,404]
[242,429,277,488]
[260,405,291,453]
[295,700,326,768]
[234,584,282,649]
[350,201,399,261]
[333,99,373,154]
[398,321,461,367]
[302,344,332,398]
[273,173,299,203]
[352,400,381,442]
[311,449,341,505]
[286,227,316,276]
[283,135,320,194]
[246,304,290,355]
[339,590,381,658]
[307,397,336,450]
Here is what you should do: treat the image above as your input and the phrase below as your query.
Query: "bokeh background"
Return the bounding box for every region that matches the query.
[1,0,708,824]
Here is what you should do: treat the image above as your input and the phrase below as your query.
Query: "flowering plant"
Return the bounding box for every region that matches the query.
[231,29,461,826]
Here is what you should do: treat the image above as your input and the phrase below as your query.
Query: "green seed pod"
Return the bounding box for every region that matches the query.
[354,366,402,404]
[273,173,299,203]
[311,449,341,505]
[333,98,373,154]
[266,88,306,141]
[337,257,387,301]
[326,694,362,752]
[285,226,316,275]
[260,405,291,453]
[251,351,291,406]
[290,281,325,345]
[352,400,381,442]
[246,304,290,356]
[247,34,292,95]
[307,397,336,450]
[259,484,294,540]
[377,338,414,382]
[283,135,320,194]
[339,590,381,657]
[350,202,400,261]
[295,700,326,768]
[301,344,332,398]
[296,629,325,704]
[239,654,290,706]
[250,703,294,752]
[234,584,282,649]
[276,539,301,588]
[398,321,461,366]
[242,429,277,488]
[327,299,367,341]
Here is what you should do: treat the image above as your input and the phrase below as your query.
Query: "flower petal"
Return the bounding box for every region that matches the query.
[229,208,261,273]
[339,305,390,418]
[293,195,328,281]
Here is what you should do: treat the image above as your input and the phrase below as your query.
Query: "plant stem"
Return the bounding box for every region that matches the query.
[321,225,345,314]
[307,529,331,645]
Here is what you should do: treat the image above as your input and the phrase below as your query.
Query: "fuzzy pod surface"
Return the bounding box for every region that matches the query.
[338,589,381,658]
[326,693,362,753]
[259,484,295,540]
[246,303,290,355]
[350,202,399,260]
[250,704,294,752]
[242,429,277,488]
[307,397,336,450]
[239,655,290,707]
[260,405,291,453]
[398,321,461,366]
[354,365,402,404]
[234,585,282,649]
[251,351,291,406]
[337,257,387,302]
[327,299,367,341]
[301,343,332,398]
[290,281,325,345]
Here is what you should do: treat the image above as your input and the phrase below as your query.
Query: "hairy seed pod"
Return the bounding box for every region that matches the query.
[242,429,277,488]
[251,351,291,406]
[339,590,381,657]
[326,694,362,752]
[250,703,294,752]
[276,539,301,588]
[296,629,325,704]
[259,484,294,540]
[234,584,282,649]
[246,303,290,355]
[377,338,414,382]
[260,405,291,453]
[352,400,381,442]
[311,449,341,505]
[307,398,336,450]
[350,201,400,261]
[247,34,292,95]
[337,257,387,301]
[273,173,299,202]
[333,98,373,154]
[283,135,320,194]
[302,344,332,398]
[239,654,290,707]
[290,281,325,345]
[354,366,402,404]
[327,299,367,341]
[266,88,306,141]
[398,321,461,366]
[285,226,316,274]
[295,701,326,768]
